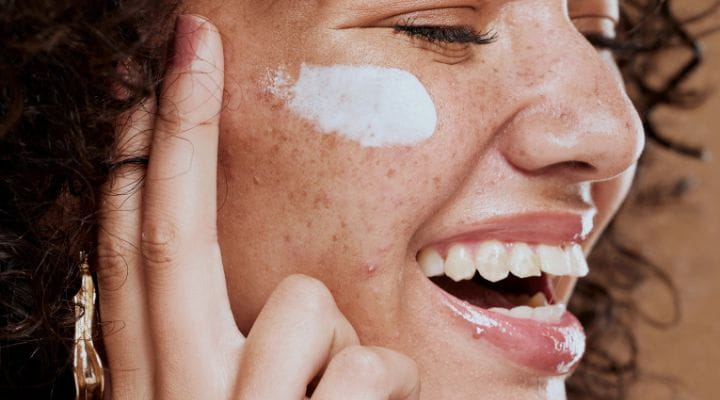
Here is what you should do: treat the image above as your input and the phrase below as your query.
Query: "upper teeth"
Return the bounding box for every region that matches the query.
[418,241,589,282]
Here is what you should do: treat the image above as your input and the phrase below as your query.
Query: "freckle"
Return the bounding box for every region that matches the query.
[332,234,338,242]
[433,176,441,190]
[283,234,291,243]
[313,191,332,209]
[306,220,313,228]
[321,134,339,150]
[386,168,396,177]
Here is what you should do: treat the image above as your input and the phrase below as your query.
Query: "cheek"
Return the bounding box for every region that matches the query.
[217,61,496,327]
[219,63,458,256]
[217,87,447,326]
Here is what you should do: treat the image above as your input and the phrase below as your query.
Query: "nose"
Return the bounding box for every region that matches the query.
[498,14,645,182]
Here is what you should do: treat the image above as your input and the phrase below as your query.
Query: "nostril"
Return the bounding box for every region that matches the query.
[563,161,595,171]
[533,160,597,177]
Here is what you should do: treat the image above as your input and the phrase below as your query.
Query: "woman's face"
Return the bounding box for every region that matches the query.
[193,0,643,397]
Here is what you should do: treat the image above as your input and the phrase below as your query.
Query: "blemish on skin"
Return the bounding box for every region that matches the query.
[267,64,438,147]
[365,262,378,275]
[386,168,396,178]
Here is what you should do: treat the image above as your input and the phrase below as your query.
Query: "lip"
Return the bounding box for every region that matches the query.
[419,211,596,253]
[414,212,591,374]
[437,287,586,374]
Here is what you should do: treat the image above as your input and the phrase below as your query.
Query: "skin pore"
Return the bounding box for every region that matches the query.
[124,0,644,398]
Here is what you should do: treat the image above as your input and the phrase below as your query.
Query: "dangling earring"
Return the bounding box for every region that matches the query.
[73,253,104,400]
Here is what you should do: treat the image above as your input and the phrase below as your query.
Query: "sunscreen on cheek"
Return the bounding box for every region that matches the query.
[269,64,438,148]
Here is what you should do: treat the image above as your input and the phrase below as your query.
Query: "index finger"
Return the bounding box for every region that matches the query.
[139,14,242,396]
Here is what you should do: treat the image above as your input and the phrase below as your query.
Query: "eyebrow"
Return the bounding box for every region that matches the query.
[342,0,480,13]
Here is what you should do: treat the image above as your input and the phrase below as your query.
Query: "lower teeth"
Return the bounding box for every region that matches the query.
[488,304,566,323]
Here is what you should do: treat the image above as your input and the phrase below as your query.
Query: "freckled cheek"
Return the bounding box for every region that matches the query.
[222,68,479,240]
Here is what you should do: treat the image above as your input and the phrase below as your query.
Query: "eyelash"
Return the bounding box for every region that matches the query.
[393,24,498,45]
[393,23,628,54]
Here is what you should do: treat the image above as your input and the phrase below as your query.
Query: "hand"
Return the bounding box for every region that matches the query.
[96,14,420,400]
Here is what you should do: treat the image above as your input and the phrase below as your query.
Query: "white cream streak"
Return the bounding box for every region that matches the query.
[268,64,438,147]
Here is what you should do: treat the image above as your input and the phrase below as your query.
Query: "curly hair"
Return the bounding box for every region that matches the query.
[0,0,712,398]
[1,1,177,397]
[568,0,712,397]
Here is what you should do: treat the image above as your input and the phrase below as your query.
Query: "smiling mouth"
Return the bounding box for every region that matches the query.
[415,234,589,374]
[418,241,588,323]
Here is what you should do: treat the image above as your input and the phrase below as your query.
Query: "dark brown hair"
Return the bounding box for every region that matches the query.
[0,0,712,398]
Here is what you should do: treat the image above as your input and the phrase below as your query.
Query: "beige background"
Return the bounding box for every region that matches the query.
[611,1,719,398]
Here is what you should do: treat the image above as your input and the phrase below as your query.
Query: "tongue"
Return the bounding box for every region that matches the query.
[431,277,516,309]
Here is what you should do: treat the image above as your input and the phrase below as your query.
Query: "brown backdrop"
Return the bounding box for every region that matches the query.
[611,1,719,398]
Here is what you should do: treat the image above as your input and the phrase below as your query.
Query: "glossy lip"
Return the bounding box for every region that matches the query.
[417,211,596,254]
[436,285,586,375]
[415,212,592,374]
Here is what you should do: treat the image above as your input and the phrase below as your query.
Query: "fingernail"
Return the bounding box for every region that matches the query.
[172,14,208,68]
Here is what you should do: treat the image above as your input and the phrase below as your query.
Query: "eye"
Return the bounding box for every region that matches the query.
[393,23,497,45]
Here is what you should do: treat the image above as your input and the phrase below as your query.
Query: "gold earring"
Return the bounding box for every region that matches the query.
[73,253,104,400]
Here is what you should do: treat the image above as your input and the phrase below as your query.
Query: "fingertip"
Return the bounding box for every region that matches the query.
[172,14,222,71]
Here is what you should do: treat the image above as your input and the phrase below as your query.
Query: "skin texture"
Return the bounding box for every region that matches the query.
[97,0,644,399]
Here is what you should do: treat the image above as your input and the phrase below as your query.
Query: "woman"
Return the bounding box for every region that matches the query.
[0,0,704,398]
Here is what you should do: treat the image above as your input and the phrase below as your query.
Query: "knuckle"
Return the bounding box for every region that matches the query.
[331,346,386,384]
[140,220,182,267]
[275,274,336,315]
[96,239,135,290]
[157,94,220,137]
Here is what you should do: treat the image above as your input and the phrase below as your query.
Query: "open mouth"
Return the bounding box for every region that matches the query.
[430,273,564,321]
[417,240,588,374]
[419,240,587,322]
